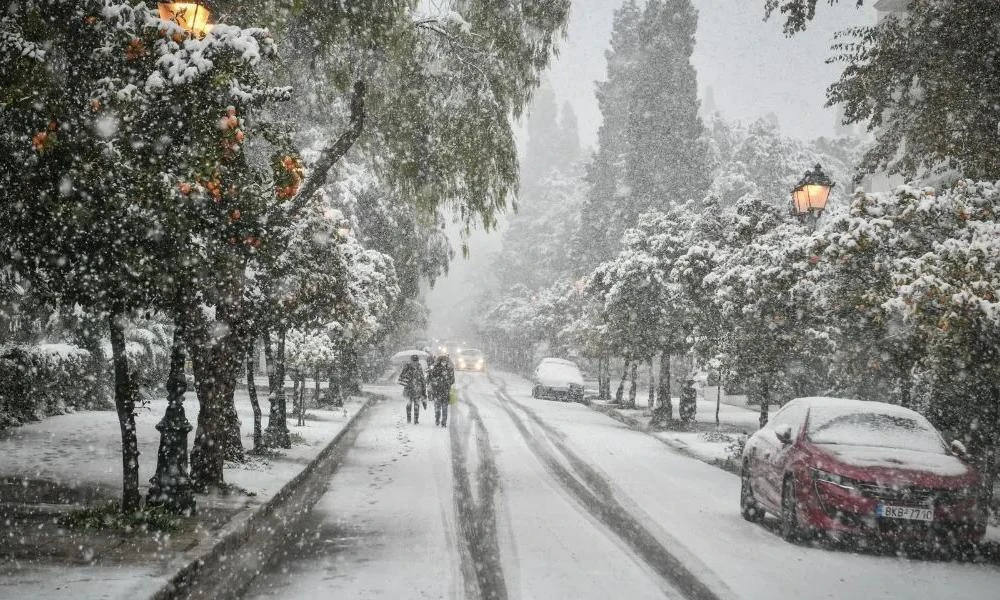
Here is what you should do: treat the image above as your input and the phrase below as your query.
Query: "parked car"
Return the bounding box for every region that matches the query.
[455,348,486,371]
[740,397,984,548]
[531,358,585,403]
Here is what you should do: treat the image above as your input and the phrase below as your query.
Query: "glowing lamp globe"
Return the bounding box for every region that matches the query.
[791,164,834,218]
[158,2,213,38]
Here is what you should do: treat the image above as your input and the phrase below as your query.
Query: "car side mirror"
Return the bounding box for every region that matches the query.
[775,424,793,445]
[950,439,968,459]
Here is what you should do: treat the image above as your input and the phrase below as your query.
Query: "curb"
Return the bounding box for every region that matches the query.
[150,393,379,600]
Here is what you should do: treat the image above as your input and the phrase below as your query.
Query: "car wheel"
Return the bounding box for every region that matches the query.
[740,464,764,523]
[780,476,801,542]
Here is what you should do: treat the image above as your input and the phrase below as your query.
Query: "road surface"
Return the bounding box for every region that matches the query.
[241,372,1000,600]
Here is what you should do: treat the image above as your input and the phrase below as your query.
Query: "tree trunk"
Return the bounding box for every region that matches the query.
[653,351,673,423]
[263,333,276,394]
[899,371,913,409]
[345,348,361,395]
[246,346,263,451]
[626,361,638,409]
[614,359,630,405]
[265,329,291,448]
[298,371,308,426]
[313,368,321,406]
[595,355,605,400]
[716,378,721,426]
[186,252,250,489]
[647,358,655,409]
[327,367,344,407]
[108,315,142,513]
[79,323,109,410]
[601,351,612,400]
[758,378,771,429]
[222,382,244,463]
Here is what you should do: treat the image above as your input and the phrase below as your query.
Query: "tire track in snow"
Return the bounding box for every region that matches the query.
[450,383,508,600]
[488,379,734,600]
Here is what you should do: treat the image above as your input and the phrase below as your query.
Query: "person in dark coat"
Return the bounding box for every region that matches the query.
[397,354,427,424]
[428,354,456,427]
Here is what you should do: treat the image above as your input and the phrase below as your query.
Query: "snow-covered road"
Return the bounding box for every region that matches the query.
[240,373,1000,600]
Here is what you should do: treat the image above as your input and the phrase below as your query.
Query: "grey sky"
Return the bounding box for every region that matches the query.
[547,0,877,148]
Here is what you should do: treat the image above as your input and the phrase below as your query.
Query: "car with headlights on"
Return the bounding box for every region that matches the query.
[740,397,983,549]
[455,348,486,371]
[531,358,585,403]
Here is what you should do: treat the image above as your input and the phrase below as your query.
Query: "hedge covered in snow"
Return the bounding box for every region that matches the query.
[0,343,109,428]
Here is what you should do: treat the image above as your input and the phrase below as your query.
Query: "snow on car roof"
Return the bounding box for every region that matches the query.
[540,357,576,366]
[800,396,946,454]
[795,396,925,420]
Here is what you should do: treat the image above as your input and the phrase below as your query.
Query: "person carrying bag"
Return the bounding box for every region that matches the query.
[397,354,427,424]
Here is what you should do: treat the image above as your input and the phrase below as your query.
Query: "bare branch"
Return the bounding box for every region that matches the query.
[284,80,367,219]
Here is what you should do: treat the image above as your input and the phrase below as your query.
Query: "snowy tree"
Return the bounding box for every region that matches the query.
[588,205,699,414]
[621,0,709,219]
[494,167,588,292]
[705,196,829,427]
[815,180,1000,498]
[0,1,283,508]
[573,0,642,270]
[768,0,1000,180]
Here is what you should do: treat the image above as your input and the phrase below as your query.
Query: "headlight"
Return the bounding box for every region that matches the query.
[811,468,856,490]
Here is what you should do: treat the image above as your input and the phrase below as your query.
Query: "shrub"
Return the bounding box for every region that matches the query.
[0,343,100,429]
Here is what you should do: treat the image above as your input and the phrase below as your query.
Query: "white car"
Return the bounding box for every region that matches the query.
[531,358,585,402]
[455,348,486,371]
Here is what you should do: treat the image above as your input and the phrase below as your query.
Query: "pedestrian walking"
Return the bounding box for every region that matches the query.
[428,353,455,427]
[397,354,427,424]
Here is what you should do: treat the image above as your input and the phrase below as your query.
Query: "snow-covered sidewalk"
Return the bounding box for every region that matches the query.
[0,388,369,600]
[586,392,773,472]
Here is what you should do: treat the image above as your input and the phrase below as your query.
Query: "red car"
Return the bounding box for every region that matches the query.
[740,397,984,548]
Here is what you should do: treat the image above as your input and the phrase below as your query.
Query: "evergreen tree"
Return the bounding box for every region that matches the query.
[621,0,709,219]
[520,79,566,192]
[573,0,642,271]
[555,102,582,168]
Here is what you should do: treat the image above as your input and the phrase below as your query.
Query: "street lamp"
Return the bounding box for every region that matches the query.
[147,331,196,514]
[158,2,214,37]
[337,220,351,240]
[791,163,834,228]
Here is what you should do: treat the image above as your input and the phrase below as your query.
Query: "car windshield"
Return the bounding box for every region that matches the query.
[808,410,947,454]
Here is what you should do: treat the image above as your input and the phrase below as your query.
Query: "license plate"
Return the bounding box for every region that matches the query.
[876,504,934,522]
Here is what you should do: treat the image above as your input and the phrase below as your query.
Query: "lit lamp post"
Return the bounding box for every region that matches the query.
[146,1,216,515]
[791,163,834,229]
[158,2,214,37]
[337,220,352,240]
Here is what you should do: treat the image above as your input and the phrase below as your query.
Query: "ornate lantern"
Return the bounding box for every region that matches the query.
[158,2,214,37]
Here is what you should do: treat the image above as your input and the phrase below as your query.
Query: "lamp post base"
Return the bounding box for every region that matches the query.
[147,334,196,515]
